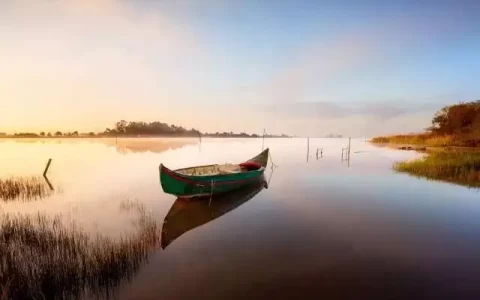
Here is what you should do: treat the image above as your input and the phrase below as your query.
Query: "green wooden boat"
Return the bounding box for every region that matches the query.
[159,148,269,198]
[161,178,268,249]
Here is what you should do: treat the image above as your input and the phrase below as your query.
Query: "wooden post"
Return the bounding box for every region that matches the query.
[43,158,52,177]
[306,137,310,161]
[348,137,351,162]
[262,129,266,151]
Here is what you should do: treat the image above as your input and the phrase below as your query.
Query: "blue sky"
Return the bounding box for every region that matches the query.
[1,0,479,136]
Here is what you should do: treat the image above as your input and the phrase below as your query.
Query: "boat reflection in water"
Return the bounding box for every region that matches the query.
[161,175,269,249]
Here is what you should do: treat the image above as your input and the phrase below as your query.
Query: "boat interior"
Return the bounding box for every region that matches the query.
[176,164,247,176]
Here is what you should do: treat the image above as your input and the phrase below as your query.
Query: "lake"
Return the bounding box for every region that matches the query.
[1,138,480,300]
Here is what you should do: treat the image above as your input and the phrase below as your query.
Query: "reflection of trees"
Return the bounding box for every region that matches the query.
[115,139,194,154]
[0,201,160,300]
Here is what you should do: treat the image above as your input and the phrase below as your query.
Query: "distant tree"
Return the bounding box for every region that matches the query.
[55,131,62,136]
[14,132,39,137]
[40,132,45,137]
[88,132,95,137]
[72,131,79,136]
[429,100,480,136]
[47,132,52,137]
[115,120,128,133]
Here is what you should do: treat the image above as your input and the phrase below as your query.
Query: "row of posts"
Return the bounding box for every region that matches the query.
[306,137,351,165]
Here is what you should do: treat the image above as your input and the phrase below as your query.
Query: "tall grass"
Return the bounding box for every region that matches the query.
[394,151,480,187]
[0,176,53,201]
[371,134,455,147]
[0,201,160,300]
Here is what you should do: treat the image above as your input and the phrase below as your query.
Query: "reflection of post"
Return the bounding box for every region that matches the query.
[348,137,351,164]
[306,137,310,162]
[43,174,54,191]
[267,163,276,187]
[43,158,52,177]
[348,138,352,167]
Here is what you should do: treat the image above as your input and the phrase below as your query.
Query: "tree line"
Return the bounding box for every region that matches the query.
[3,120,290,138]
[104,120,201,137]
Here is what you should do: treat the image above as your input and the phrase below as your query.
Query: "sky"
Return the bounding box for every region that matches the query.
[1,0,479,137]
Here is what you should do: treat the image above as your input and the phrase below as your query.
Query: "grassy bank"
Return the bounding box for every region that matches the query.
[394,150,480,187]
[371,134,457,147]
[0,202,160,300]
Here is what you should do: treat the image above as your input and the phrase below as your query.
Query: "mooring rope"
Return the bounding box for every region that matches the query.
[269,151,278,169]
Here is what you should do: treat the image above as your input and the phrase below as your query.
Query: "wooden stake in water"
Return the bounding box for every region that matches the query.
[43,158,52,177]
[262,129,266,151]
[348,137,351,161]
[348,137,351,167]
[306,137,310,162]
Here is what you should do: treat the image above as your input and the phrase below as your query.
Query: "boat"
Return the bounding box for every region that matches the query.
[159,148,269,198]
[161,178,268,249]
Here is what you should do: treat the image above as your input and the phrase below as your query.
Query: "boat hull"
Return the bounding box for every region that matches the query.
[159,148,269,198]
[160,164,265,198]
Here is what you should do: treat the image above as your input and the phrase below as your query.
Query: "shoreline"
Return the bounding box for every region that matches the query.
[371,141,480,188]
[0,135,291,139]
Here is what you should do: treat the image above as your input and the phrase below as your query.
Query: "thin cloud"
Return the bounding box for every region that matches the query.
[0,0,206,132]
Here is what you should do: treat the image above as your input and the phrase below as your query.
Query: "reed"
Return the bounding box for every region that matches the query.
[394,150,480,187]
[0,203,160,300]
[0,176,53,201]
[371,134,455,147]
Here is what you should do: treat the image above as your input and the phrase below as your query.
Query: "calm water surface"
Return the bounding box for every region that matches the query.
[1,138,480,299]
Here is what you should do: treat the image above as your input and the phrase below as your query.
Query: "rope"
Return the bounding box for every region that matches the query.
[269,151,278,169]
[267,165,275,187]
[209,179,215,206]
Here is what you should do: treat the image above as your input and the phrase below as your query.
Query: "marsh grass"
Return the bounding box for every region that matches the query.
[371,133,480,148]
[0,202,160,300]
[371,134,455,147]
[0,176,53,202]
[394,150,480,187]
